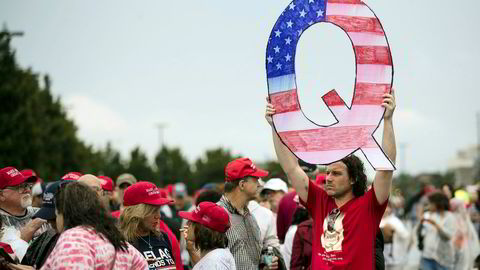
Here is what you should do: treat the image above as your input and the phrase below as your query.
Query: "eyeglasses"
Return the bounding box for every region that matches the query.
[4,183,34,193]
[118,183,130,190]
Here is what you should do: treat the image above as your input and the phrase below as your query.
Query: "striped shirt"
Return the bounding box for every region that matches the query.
[218,196,262,270]
[41,226,148,269]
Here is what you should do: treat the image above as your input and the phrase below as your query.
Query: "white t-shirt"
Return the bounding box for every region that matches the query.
[380,214,409,266]
[248,201,280,249]
[193,248,236,270]
[420,211,455,268]
[280,225,298,270]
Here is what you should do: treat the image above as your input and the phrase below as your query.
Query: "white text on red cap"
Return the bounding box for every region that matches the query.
[6,169,20,177]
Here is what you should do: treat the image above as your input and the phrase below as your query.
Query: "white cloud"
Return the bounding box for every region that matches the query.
[395,108,432,128]
[63,95,128,147]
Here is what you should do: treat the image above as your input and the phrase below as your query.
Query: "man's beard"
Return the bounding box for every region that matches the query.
[20,194,32,208]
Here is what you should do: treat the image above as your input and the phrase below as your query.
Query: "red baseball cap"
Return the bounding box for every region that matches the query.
[225,158,268,182]
[61,172,83,181]
[0,167,27,189]
[20,169,38,183]
[179,202,231,233]
[123,182,174,207]
[98,176,114,191]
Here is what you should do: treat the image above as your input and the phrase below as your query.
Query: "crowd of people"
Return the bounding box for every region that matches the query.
[0,92,479,269]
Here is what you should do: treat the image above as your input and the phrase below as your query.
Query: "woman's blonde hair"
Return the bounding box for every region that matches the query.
[119,203,161,242]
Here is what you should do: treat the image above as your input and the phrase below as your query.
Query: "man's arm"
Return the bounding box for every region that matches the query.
[266,101,309,203]
[373,89,397,205]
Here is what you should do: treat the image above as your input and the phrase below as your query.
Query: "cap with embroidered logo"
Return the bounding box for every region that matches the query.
[0,167,27,189]
[179,202,230,233]
[98,176,114,192]
[123,182,173,207]
[61,172,83,181]
[225,158,268,182]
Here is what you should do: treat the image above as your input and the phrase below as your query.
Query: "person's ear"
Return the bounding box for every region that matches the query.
[0,191,6,202]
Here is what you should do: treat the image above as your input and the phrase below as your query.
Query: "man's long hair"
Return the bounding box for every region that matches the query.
[340,155,368,197]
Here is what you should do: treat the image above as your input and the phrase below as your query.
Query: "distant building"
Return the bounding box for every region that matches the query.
[447,145,480,186]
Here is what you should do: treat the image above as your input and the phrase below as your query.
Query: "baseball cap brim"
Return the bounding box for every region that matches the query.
[33,206,55,220]
[178,211,201,224]
[143,197,174,206]
[249,169,269,178]
[117,179,134,187]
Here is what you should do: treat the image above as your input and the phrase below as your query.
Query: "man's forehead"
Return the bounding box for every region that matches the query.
[327,161,347,171]
[245,176,259,182]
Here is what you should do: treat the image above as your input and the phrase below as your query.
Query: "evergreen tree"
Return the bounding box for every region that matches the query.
[0,29,99,181]
[154,146,191,187]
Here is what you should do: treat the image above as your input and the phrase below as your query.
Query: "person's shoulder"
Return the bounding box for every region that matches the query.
[249,201,273,217]
[297,219,313,229]
[202,248,235,265]
[59,226,97,242]
[445,211,456,222]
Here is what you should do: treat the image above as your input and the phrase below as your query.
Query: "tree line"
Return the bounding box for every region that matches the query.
[0,29,286,192]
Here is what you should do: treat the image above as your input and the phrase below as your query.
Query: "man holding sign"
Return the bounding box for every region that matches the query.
[265,90,396,269]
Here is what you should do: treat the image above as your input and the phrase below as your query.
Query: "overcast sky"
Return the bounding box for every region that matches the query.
[2,0,479,178]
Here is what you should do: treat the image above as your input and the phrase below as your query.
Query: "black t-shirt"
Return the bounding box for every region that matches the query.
[133,232,176,270]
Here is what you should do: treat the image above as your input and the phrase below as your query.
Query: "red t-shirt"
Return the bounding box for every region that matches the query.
[306,180,387,269]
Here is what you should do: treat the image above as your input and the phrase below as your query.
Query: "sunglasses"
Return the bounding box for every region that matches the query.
[4,182,34,193]
[327,208,341,232]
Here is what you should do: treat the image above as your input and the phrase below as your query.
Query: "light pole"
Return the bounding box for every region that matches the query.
[1,24,24,38]
[156,123,168,149]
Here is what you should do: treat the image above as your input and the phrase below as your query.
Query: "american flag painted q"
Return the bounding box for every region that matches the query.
[266,0,395,170]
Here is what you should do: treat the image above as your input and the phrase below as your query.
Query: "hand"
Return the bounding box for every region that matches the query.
[265,97,276,127]
[180,225,188,239]
[263,256,279,270]
[382,88,396,120]
[180,225,197,252]
[20,218,46,242]
[422,218,439,229]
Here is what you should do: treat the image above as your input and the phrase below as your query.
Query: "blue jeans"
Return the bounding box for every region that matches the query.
[420,258,449,270]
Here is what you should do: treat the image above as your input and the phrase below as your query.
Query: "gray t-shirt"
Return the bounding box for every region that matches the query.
[193,248,236,270]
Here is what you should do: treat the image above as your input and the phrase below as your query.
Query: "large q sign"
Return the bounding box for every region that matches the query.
[266,0,395,170]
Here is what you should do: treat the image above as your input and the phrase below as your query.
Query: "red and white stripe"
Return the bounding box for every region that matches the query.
[269,0,394,169]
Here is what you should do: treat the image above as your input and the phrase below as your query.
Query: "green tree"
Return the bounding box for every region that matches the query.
[0,30,99,181]
[126,146,155,182]
[393,173,422,201]
[192,148,239,192]
[154,146,192,187]
[95,142,126,180]
[262,160,287,182]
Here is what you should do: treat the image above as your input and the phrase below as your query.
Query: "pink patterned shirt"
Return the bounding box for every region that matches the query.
[41,226,148,270]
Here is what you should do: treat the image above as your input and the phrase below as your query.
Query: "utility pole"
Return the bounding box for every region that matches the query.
[155,123,168,149]
[1,24,24,38]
